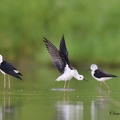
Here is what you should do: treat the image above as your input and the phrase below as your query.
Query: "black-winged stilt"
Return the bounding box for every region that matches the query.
[43,35,85,90]
[90,64,117,92]
[0,55,22,94]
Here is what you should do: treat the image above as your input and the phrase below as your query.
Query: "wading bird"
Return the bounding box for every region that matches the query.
[0,55,22,94]
[90,64,117,92]
[43,35,85,90]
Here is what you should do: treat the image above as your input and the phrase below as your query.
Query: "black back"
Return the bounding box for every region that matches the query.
[0,61,22,80]
[94,69,117,78]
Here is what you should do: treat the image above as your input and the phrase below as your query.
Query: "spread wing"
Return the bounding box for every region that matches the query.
[94,69,117,78]
[0,61,22,80]
[59,35,70,65]
[43,37,66,74]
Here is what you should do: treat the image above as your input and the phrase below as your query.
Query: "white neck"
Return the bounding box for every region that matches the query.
[0,55,3,63]
[91,70,95,77]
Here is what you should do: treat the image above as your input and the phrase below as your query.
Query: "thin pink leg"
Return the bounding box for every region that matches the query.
[100,81,102,88]
[3,74,6,94]
[103,81,110,92]
[68,80,70,90]
[8,75,10,94]
[64,81,66,90]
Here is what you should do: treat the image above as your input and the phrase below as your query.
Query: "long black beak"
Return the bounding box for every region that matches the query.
[86,68,90,71]
[83,78,88,82]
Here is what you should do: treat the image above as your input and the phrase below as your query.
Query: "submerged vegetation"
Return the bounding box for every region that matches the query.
[0,0,120,67]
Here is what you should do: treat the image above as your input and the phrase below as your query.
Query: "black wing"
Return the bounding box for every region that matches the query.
[94,69,117,78]
[43,37,66,74]
[59,35,70,65]
[12,66,22,76]
[0,61,22,80]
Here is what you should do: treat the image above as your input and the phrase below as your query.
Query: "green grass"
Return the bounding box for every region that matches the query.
[0,0,120,66]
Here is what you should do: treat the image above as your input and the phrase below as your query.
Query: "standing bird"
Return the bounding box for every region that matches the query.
[90,64,117,92]
[43,35,85,90]
[0,55,22,94]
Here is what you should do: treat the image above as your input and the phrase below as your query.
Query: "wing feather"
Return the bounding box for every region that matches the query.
[43,37,66,74]
[94,69,117,78]
[59,35,70,65]
[0,61,22,80]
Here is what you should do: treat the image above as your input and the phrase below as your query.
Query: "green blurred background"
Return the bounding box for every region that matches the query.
[0,0,120,68]
[0,1,120,120]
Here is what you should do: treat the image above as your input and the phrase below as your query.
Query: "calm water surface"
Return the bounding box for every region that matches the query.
[0,67,120,120]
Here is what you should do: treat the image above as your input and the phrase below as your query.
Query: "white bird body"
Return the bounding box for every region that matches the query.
[90,64,117,91]
[56,64,83,81]
[91,70,112,81]
[90,64,116,81]
[0,54,22,94]
[43,35,84,89]
[0,55,22,79]
[56,64,73,81]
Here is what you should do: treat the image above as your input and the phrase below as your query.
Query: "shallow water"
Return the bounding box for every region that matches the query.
[0,67,120,120]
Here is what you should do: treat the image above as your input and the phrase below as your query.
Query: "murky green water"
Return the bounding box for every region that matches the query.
[0,67,120,120]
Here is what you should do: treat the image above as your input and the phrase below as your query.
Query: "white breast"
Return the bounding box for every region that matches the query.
[0,69,6,75]
[56,64,73,81]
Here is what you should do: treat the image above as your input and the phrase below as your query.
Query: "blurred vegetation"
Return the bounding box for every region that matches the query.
[0,0,120,67]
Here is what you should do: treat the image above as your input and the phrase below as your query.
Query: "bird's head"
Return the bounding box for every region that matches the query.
[76,75,84,80]
[90,64,98,71]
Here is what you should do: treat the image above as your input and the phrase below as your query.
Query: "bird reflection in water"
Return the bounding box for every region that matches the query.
[56,91,83,120]
[91,97,110,120]
[1,95,18,120]
[3,95,11,120]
